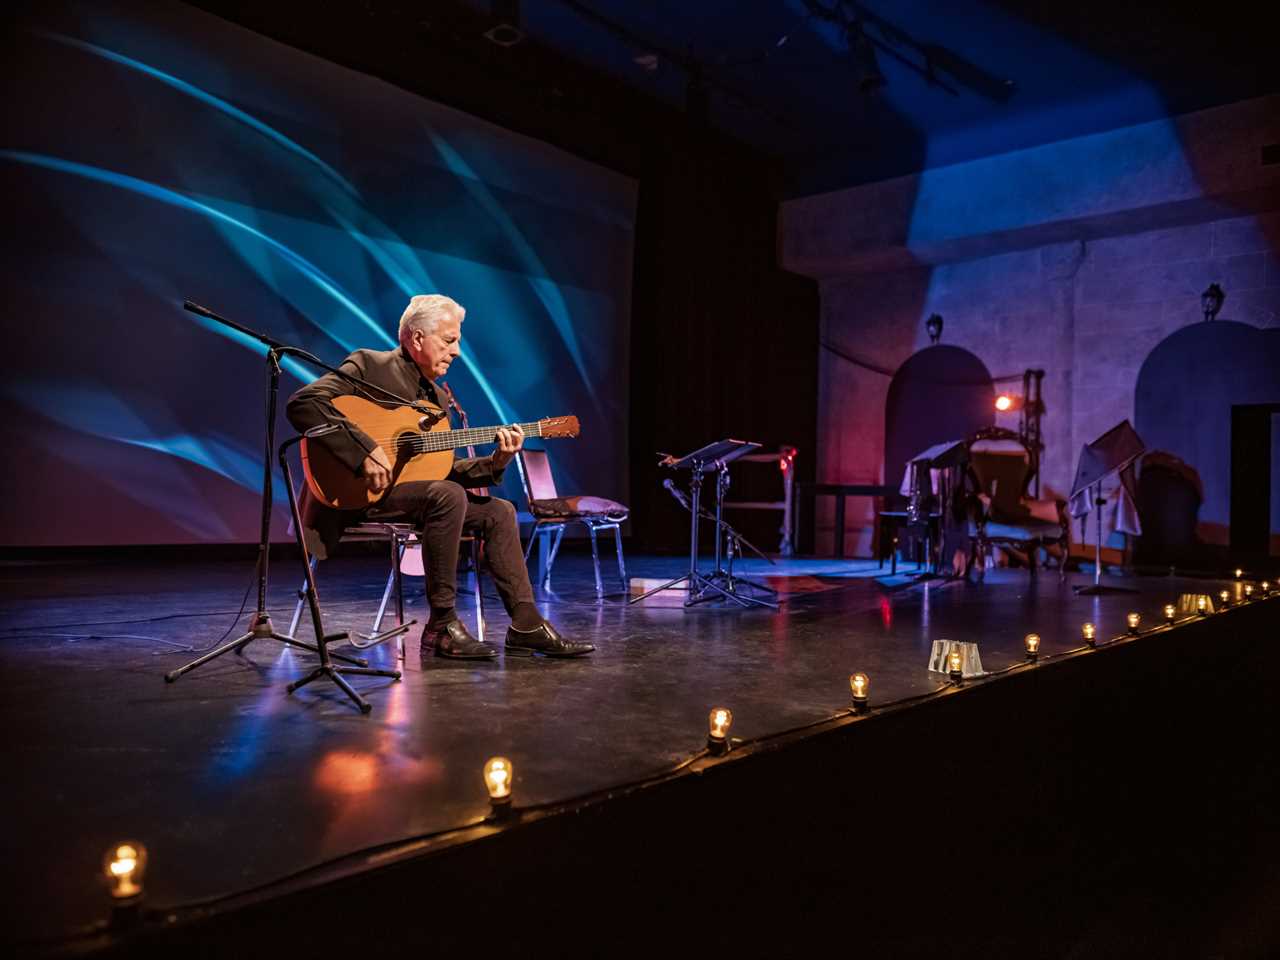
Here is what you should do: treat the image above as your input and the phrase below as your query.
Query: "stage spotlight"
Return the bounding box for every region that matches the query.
[1244,584,1254,599]
[483,757,514,818]
[1023,633,1040,661]
[1263,581,1271,594]
[104,841,146,901]
[1219,589,1231,608]
[708,707,733,755]
[1126,612,1141,635]
[1164,603,1176,624]
[995,394,1023,413]
[1234,568,1243,579]
[1082,622,1097,648]
[849,673,870,713]
[948,649,963,685]
[1196,595,1209,615]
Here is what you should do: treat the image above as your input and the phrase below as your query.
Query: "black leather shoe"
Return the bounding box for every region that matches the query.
[505,621,594,658]
[423,619,496,660]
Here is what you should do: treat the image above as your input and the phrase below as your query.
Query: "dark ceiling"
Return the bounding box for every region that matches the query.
[196,0,1279,197]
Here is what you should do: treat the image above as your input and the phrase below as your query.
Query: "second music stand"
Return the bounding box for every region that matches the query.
[630,439,778,609]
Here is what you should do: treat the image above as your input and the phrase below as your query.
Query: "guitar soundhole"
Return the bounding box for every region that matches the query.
[390,430,417,464]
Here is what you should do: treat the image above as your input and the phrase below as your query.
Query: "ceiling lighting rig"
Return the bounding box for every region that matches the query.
[802,1,1015,100]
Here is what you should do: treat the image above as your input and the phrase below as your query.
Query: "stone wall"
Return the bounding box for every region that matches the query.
[782,95,1280,558]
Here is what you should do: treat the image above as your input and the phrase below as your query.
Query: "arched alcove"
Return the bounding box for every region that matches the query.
[1135,321,1280,556]
[884,345,994,504]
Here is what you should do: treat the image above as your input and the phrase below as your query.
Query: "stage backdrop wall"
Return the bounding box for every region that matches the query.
[1,1,635,546]
[781,94,1280,560]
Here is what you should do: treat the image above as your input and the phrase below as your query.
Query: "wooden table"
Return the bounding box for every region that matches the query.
[796,483,893,557]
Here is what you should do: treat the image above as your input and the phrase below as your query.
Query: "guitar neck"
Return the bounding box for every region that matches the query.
[416,422,546,454]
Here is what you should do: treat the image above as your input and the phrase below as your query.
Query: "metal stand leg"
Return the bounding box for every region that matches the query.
[588,524,603,599]
[613,524,627,589]
[288,556,316,638]
[276,440,400,713]
[471,539,485,643]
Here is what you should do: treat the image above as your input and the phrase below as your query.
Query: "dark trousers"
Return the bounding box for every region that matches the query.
[376,480,535,615]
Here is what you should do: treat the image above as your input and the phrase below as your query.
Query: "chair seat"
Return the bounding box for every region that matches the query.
[970,519,1063,541]
[530,495,629,521]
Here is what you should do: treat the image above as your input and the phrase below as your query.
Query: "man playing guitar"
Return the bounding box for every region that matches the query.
[287,294,593,660]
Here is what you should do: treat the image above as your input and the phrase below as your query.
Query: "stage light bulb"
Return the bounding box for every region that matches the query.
[1196,595,1208,614]
[1126,612,1141,634]
[1219,589,1230,607]
[948,650,962,671]
[483,757,513,802]
[1164,603,1176,623]
[708,707,733,742]
[995,394,1013,412]
[1235,568,1243,579]
[1082,622,1096,646]
[103,842,147,900]
[850,673,869,700]
[1024,633,1040,659]
[1245,584,1254,598]
[1262,581,1271,594]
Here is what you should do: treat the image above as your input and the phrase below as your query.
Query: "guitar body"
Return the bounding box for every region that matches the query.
[299,394,580,511]
[300,395,455,510]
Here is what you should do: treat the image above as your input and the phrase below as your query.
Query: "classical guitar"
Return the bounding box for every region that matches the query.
[300,394,580,509]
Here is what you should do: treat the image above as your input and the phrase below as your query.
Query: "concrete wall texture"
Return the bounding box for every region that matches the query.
[781,95,1280,557]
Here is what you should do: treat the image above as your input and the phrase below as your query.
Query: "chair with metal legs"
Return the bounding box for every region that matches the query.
[288,511,486,661]
[515,449,628,599]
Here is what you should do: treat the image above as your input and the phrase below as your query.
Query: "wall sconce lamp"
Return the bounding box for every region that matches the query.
[1201,283,1224,321]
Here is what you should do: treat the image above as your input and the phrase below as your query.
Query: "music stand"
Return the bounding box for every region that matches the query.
[1070,420,1145,595]
[900,439,967,579]
[630,439,777,609]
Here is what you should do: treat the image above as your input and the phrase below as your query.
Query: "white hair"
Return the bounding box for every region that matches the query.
[398,294,464,342]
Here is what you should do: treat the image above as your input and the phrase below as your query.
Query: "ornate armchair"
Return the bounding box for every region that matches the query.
[964,427,1068,581]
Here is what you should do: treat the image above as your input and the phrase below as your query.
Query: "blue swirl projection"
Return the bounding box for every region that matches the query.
[34,30,361,198]
[2,0,635,545]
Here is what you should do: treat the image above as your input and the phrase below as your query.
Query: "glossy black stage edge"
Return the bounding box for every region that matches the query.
[4,555,1278,957]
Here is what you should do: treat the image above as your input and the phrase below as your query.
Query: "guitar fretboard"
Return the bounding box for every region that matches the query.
[400,422,546,455]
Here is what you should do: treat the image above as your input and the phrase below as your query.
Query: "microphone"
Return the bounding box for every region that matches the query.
[304,423,342,438]
[182,299,217,319]
[662,478,692,513]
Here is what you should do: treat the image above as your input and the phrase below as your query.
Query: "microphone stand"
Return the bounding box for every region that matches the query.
[164,300,421,684]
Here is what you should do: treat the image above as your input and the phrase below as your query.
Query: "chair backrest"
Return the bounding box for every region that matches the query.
[516,449,559,502]
[968,434,1031,519]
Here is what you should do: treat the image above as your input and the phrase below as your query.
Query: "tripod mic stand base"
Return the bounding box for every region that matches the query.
[164,613,368,684]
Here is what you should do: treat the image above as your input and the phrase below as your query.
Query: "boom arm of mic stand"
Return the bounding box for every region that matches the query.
[183,299,431,413]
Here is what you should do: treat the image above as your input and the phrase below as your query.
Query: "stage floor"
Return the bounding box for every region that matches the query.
[1,550,1270,944]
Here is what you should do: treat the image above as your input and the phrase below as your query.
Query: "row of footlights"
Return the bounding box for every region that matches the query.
[99,578,1275,928]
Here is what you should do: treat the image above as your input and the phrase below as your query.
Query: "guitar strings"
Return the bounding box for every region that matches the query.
[330,422,564,450]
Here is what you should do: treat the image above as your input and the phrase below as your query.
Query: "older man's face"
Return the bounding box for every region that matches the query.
[406,314,462,379]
